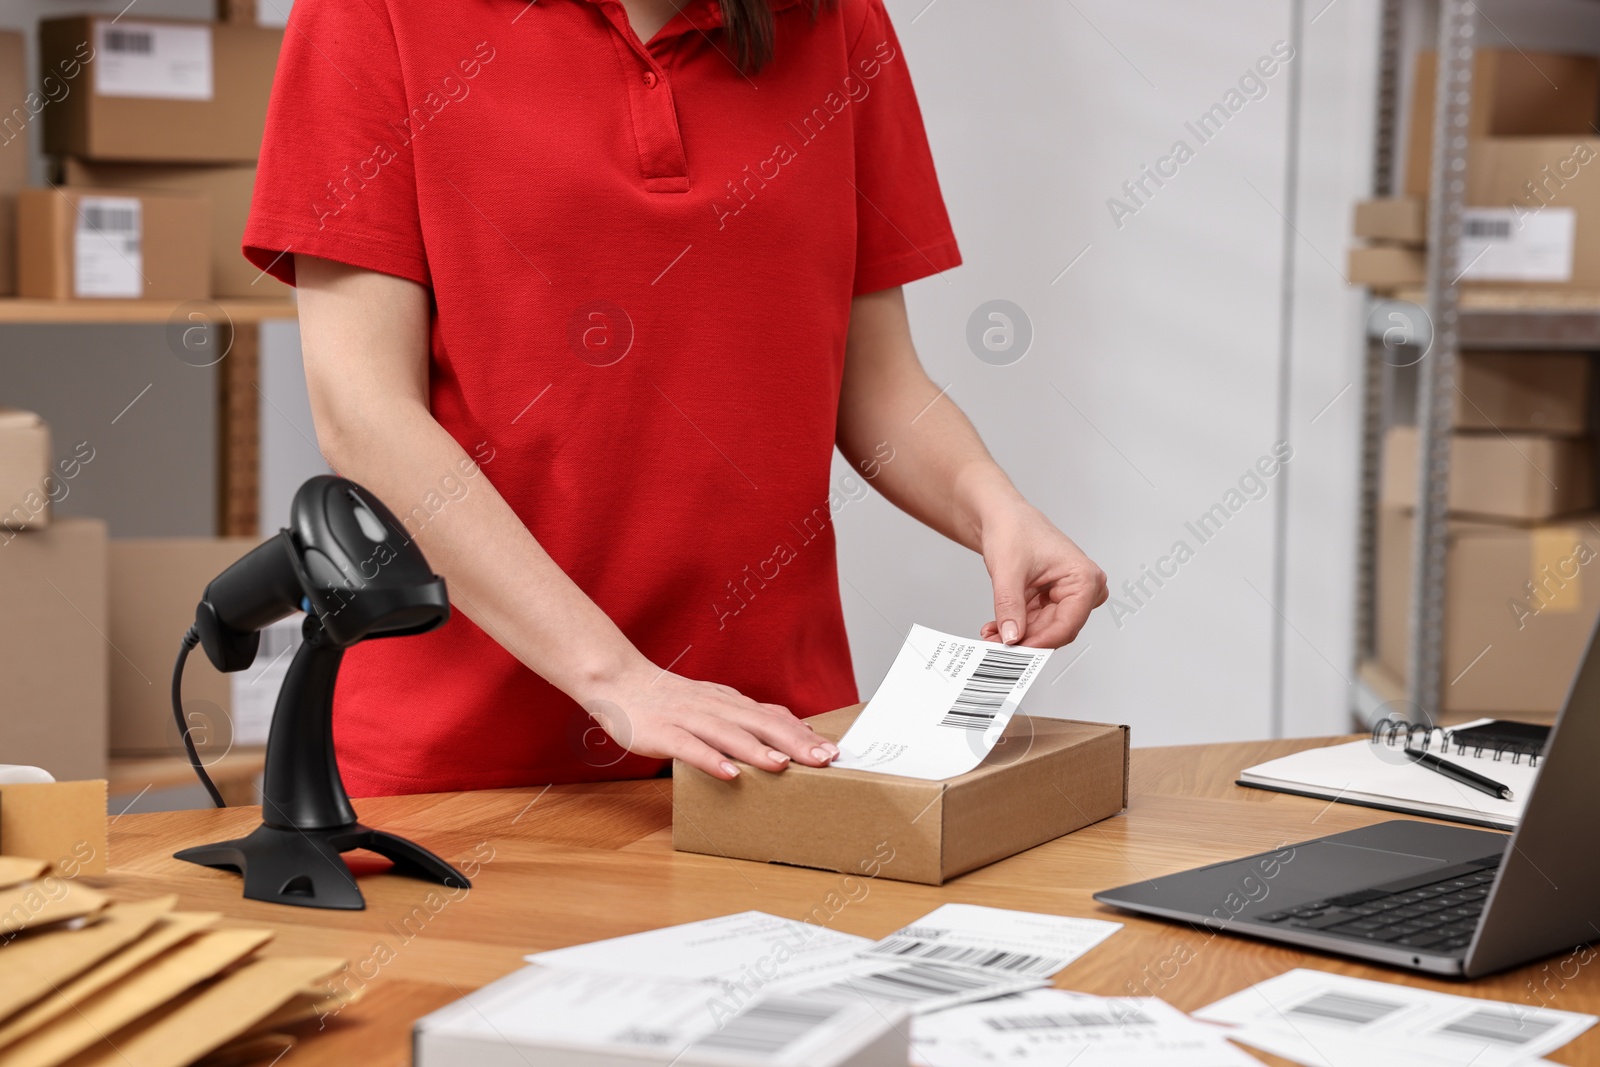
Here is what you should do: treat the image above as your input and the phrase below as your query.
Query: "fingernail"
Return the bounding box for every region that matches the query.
[720,761,740,777]
[768,750,790,764]
[812,746,833,763]
[822,741,840,757]
[1001,621,1020,645]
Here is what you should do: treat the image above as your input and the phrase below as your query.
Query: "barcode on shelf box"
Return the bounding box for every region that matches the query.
[1456,207,1575,283]
[871,937,1050,975]
[691,997,844,1058]
[1437,1008,1563,1046]
[1287,991,1404,1026]
[73,196,142,299]
[984,1009,1154,1031]
[103,29,154,54]
[938,647,1034,730]
[230,616,302,746]
[94,21,214,101]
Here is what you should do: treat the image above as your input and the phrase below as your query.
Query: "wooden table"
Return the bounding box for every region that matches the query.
[92,737,1600,1066]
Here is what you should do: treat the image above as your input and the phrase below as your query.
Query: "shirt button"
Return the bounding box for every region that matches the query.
[642,70,658,89]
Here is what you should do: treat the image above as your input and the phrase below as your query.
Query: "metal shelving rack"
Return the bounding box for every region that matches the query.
[1351,0,1600,727]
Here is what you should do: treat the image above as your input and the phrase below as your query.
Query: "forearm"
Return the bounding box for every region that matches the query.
[836,291,1030,552]
[313,402,648,702]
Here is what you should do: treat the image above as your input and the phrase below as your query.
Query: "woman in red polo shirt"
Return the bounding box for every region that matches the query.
[244,0,1107,796]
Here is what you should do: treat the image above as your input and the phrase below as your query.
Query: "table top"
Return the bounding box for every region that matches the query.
[93,735,1600,1066]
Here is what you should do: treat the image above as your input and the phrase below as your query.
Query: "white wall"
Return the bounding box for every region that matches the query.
[835,0,1382,745]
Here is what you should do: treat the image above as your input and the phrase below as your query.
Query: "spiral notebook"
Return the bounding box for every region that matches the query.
[1236,718,1550,830]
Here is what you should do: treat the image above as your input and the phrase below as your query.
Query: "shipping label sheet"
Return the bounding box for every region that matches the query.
[834,625,1053,780]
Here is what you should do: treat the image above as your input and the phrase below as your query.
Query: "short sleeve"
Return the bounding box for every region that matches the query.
[243,0,429,288]
[846,0,961,296]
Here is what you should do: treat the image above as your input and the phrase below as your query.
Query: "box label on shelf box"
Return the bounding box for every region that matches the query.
[73,196,142,298]
[1456,207,1576,283]
[94,21,214,101]
[229,616,301,746]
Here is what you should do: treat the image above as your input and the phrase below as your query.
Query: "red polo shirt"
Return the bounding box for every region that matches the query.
[244,0,961,795]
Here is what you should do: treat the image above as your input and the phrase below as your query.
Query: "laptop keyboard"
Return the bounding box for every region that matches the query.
[1252,856,1502,953]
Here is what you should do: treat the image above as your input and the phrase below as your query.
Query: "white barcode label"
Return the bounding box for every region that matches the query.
[94,20,214,101]
[1457,207,1575,283]
[691,997,843,1058]
[1288,991,1404,1026]
[939,646,1036,729]
[229,616,302,746]
[984,1008,1154,1030]
[1437,1008,1563,1046]
[805,961,1020,1003]
[871,937,1050,974]
[74,196,142,299]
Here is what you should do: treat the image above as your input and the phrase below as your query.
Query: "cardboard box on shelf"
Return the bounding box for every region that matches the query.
[1348,245,1426,288]
[1455,352,1590,435]
[109,539,260,758]
[60,160,288,299]
[39,16,281,164]
[1354,198,1426,245]
[1377,505,1600,716]
[0,518,108,781]
[1461,137,1600,290]
[1382,425,1595,521]
[0,31,27,296]
[1405,50,1600,197]
[673,704,1128,886]
[17,187,210,301]
[0,410,51,533]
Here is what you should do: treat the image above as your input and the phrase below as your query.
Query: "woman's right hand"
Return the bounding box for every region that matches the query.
[580,662,839,780]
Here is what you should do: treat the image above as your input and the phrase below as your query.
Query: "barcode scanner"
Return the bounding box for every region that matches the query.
[172,475,468,909]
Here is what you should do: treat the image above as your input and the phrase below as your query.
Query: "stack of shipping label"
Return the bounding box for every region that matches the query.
[0,855,352,1067]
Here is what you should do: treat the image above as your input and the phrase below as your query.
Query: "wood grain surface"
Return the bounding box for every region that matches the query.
[89,736,1600,1065]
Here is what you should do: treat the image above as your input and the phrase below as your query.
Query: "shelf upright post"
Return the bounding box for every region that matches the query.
[1408,0,1477,721]
[1353,0,1405,680]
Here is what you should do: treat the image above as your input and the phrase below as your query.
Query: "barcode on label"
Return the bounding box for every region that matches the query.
[1438,1008,1561,1046]
[873,937,1052,975]
[938,647,1034,730]
[1288,991,1403,1026]
[1464,217,1513,241]
[984,1009,1153,1031]
[104,29,154,54]
[692,997,842,1057]
[82,206,138,233]
[810,962,1007,1004]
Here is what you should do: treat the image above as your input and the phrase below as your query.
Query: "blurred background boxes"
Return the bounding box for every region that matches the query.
[1404,49,1600,197]
[1376,506,1600,718]
[1381,424,1595,521]
[58,160,286,299]
[109,538,259,758]
[0,30,26,296]
[39,16,281,164]
[1454,352,1590,435]
[0,407,50,532]
[0,517,108,780]
[17,187,210,300]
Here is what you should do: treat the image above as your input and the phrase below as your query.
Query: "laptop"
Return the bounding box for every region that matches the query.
[1093,618,1600,978]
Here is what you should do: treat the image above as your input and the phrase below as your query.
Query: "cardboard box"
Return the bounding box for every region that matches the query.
[1382,425,1595,521]
[0,518,108,781]
[40,17,282,163]
[0,31,27,296]
[1377,505,1600,715]
[1354,198,1426,245]
[1348,245,1426,288]
[1455,352,1590,435]
[673,705,1128,886]
[60,160,288,299]
[1461,137,1600,289]
[1405,50,1600,196]
[0,410,51,534]
[17,187,210,300]
[110,539,258,757]
[0,780,108,873]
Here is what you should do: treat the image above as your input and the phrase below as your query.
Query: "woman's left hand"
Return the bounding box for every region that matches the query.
[977,503,1108,648]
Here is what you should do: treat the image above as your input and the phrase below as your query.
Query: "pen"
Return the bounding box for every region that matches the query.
[1406,747,1515,801]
